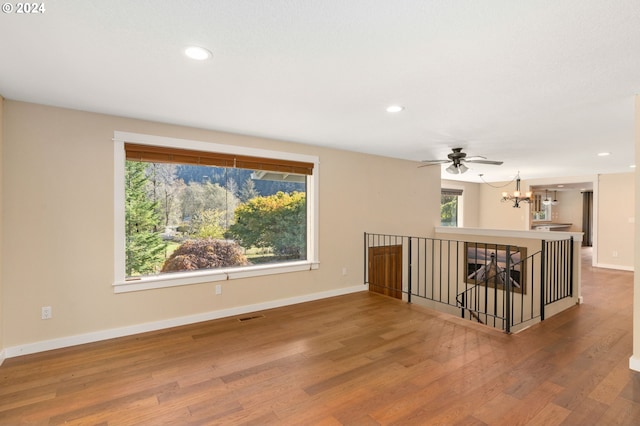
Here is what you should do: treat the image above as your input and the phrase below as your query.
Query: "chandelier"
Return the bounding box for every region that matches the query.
[501,172,532,208]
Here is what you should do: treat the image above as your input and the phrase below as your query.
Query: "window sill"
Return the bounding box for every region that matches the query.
[113,261,320,293]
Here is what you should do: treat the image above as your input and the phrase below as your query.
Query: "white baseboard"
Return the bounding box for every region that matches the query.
[595,263,634,272]
[629,355,640,372]
[0,349,5,366]
[4,284,367,359]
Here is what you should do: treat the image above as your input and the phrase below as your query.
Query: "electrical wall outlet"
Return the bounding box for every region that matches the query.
[41,306,52,320]
[215,284,222,295]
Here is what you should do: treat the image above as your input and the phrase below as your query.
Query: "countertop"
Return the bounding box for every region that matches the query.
[531,222,572,230]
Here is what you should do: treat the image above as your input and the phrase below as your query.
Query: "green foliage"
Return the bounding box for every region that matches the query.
[161,239,249,272]
[227,191,306,258]
[180,181,239,226]
[440,194,458,226]
[125,161,166,276]
[190,209,226,239]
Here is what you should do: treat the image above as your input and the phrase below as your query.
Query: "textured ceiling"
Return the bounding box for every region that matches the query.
[1,0,639,182]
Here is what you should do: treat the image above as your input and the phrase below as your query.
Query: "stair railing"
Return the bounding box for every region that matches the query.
[365,232,574,333]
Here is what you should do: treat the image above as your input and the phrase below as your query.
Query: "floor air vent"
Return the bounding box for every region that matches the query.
[238,315,265,322]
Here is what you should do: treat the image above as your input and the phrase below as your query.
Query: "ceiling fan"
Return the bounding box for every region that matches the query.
[420,147,503,174]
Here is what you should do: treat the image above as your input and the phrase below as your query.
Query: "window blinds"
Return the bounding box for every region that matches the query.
[124,143,314,175]
[441,188,463,196]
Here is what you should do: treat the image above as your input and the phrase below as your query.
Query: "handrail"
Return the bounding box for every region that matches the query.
[455,252,538,330]
[365,232,574,333]
[456,290,484,323]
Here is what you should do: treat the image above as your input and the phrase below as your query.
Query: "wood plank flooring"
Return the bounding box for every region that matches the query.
[1,248,639,425]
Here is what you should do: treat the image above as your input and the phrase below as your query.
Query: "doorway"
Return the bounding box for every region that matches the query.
[529,179,596,264]
[582,191,593,246]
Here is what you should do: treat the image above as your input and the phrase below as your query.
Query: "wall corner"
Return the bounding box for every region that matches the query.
[633,94,640,370]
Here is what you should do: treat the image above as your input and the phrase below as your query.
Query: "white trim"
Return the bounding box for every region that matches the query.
[114,140,125,285]
[592,176,599,267]
[629,355,640,372]
[594,263,634,272]
[113,131,320,292]
[0,350,5,366]
[114,261,320,293]
[457,191,464,228]
[435,226,584,242]
[4,284,366,359]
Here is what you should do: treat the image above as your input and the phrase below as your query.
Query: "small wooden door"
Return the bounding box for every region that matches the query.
[368,245,403,299]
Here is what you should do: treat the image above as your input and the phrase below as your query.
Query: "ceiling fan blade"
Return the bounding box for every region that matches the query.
[464,159,504,165]
[420,159,451,164]
[420,148,503,168]
[418,161,450,168]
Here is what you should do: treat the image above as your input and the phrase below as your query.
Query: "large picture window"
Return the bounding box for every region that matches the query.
[113,132,319,293]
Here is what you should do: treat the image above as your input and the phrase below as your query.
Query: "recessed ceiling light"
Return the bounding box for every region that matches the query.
[185,46,212,60]
[386,105,404,113]
[631,164,637,168]
[557,185,564,188]
[597,152,611,157]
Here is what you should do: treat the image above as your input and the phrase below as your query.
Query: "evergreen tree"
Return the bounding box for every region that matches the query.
[146,163,182,227]
[239,178,260,202]
[226,177,238,198]
[125,161,167,276]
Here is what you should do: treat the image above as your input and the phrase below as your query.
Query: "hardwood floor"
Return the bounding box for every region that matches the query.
[1,248,639,425]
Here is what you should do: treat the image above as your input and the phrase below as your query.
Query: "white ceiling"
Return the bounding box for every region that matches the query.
[1,0,639,182]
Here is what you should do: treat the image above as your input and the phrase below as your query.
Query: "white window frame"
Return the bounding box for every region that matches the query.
[113,131,320,293]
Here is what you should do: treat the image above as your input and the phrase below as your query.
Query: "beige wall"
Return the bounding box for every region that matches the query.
[441,179,481,228]
[633,95,640,367]
[0,96,4,361]
[597,173,635,268]
[553,190,584,233]
[1,100,441,351]
[477,180,530,230]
